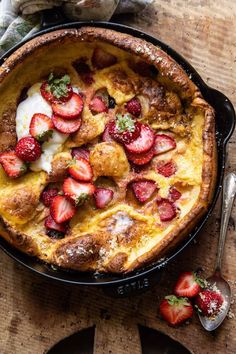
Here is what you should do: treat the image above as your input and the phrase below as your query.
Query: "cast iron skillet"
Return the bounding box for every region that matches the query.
[0,19,235,297]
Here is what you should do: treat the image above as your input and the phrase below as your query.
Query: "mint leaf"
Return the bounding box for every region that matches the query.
[115,114,135,133]
[47,73,71,99]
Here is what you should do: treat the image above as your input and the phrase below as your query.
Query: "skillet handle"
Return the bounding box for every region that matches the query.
[103,269,163,298]
[40,8,69,30]
[202,88,235,146]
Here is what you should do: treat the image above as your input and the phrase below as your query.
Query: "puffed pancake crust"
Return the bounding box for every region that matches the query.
[0,27,216,273]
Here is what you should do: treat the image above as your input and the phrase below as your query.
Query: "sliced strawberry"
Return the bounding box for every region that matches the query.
[0,151,27,178]
[195,290,224,317]
[52,114,81,134]
[130,60,158,78]
[63,177,95,206]
[154,134,176,155]
[169,186,182,202]
[126,148,154,165]
[131,179,157,203]
[157,198,176,222]
[41,187,58,207]
[160,295,193,326]
[68,157,93,182]
[71,147,90,161]
[102,123,114,143]
[89,96,108,114]
[125,124,154,154]
[72,58,94,85]
[50,195,76,223]
[40,74,73,103]
[29,113,54,141]
[108,114,141,144]
[52,93,84,119]
[156,160,177,177]
[94,188,114,209]
[45,215,67,233]
[174,272,206,298]
[92,47,117,69]
[15,137,41,162]
[126,97,141,117]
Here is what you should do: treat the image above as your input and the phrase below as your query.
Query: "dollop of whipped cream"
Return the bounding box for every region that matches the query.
[15,83,68,173]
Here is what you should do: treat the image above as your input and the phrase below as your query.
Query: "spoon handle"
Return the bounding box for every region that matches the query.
[215,172,236,272]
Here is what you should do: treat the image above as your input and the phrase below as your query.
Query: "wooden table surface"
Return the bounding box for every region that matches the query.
[1,1,236,353]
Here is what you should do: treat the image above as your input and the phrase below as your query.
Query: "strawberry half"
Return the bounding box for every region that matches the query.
[94,188,114,209]
[0,151,27,178]
[157,198,176,222]
[71,147,90,161]
[126,148,154,165]
[195,290,224,317]
[131,179,157,203]
[125,124,154,154]
[63,177,95,206]
[89,96,108,114]
[160,295,193,326]
[156,160,177,177]
[52,114,81,134]
[169,186,182,202]
[41,187,58,207]
[108,114,141,144]
[126,97,141,117]
[45,215,67,233]
[40,74,73,103]
[154,134,176,155]
[92,47,117,69]
[50,195,76,223]
[52,93,84,119]
[68,157,93,182]
[174,272,206,298]
[15,137,41,162]
[29,113,54,141]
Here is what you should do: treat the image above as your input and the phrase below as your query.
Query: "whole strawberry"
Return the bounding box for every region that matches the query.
[108,114,141,144]
[160,295,193,326]
[15,137,41,162]
[195,289,224,317]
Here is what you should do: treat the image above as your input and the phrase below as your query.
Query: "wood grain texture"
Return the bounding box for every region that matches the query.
[1,1,236,353]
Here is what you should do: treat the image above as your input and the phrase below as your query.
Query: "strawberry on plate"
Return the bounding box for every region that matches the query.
[126,148,154,165]
[154,134,176,155]
[94,188,114,209]
[169,186,182,202]
[157,198,176,222]
[45,215,67,233]
[29,113,54,141]
[89,96,108,114]
[125,124,154,154]
[108,114,141,144]
[41,73,73,103]
[50,195,76,223]
[92,47,117,69]
[63,177,95,206]
[0,150,27,178]
[71,147,90,161]
[126,97,141,117]
[195,290,224,317]
[174,272,206,298]
[41,187,58,207]
[131,179,157,203]
[15,137,41,162]
[52,114,81,134]
[160,295,193,326]
[52,93,84,119]
[68,157,93,182]
[156,160,177,177]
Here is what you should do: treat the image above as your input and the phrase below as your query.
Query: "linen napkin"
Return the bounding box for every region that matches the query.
[0,0,153,56]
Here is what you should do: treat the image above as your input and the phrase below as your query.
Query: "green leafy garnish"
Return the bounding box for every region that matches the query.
[75,193,89,206]
[46,73,71,99]
[165,295,191,306]
[115,114,135,133]
[36,129,53,142]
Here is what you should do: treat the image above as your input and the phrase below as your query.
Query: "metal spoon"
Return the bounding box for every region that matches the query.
[198,172,236,331]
